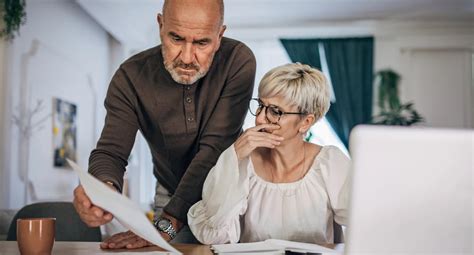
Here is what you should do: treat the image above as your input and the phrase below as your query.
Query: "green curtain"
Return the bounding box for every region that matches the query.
[280,39,322,69]
[280,37,374,148]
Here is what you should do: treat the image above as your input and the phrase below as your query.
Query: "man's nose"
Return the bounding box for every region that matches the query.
[180,43,195,64]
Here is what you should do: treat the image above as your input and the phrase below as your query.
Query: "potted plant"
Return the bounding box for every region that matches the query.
[1,0,27,40]
[372,69,424,126]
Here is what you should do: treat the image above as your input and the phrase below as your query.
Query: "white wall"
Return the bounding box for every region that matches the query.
[374,21,474,128]
[403,50,471,128]
[1,0,111,209]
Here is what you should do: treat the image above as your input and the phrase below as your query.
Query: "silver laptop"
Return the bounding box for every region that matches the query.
[345,125,473,254]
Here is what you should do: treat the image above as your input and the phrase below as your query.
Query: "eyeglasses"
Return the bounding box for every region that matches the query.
[248,98,306,124]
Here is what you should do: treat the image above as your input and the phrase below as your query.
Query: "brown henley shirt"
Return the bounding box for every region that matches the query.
[88,37,256,223]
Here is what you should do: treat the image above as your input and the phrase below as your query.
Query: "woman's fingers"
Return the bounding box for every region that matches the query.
[248,139,279,149]
[236,134,283,160]
[248,132,283,143]
[247,125,284,140]
[235,124,286,160]
[240,131,283,148]
[245,136,280,147]
[248,123,280,133]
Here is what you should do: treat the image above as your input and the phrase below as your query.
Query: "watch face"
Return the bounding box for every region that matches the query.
[157,219,171,230]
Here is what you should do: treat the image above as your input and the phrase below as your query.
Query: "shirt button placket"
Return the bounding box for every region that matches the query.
[184,86,196,132]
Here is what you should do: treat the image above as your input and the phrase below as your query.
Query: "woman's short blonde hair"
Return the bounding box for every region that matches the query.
[258,62,330,122]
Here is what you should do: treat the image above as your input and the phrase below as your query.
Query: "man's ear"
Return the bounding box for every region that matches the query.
[219,25,226,39]
[214,25,226,50]
[157,13,164,30]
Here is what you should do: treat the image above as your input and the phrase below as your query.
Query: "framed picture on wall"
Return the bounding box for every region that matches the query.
[52,98,77,168]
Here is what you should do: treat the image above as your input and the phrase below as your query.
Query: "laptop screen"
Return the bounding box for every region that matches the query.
[345,125,473,254]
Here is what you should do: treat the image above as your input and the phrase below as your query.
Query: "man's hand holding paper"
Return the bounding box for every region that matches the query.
[68,159,180,254]
[73,185,114,227]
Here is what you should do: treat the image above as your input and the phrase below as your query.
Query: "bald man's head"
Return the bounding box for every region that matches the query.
[162,0,224,27]
[157,0,227,84]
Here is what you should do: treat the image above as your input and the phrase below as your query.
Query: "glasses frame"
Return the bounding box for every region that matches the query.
[248,98,307,124]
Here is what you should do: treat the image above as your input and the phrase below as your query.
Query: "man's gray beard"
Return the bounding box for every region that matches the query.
[164,62,207,85]
[162,47,215,85]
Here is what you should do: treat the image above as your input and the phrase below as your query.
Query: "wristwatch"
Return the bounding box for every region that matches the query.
[154,217,177,240]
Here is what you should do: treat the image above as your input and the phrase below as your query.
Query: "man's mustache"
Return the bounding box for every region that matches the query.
[173,61,200,71]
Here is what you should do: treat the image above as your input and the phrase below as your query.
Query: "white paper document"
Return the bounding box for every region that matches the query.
[212,239,342,254]
[68,159,180,254]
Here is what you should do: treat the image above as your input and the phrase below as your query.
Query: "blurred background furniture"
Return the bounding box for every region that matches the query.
[0,209,17,240]
[334,221,344,244]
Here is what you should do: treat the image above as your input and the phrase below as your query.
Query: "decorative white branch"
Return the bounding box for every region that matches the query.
[11,100,51,139]
[12,39,47,205]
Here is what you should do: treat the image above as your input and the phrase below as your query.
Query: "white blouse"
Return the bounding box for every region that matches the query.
[187,144,351,245]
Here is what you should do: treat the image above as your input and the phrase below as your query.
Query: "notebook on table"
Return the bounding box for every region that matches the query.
[211,239,343,254]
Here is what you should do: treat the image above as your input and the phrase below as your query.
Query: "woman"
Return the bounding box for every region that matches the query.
[187,63,350,245]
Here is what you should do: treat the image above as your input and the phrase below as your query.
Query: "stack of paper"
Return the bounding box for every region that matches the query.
[68,159,181,254]
[212,239,343,254]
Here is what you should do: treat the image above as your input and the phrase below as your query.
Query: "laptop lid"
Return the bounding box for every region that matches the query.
[345,125,473,254]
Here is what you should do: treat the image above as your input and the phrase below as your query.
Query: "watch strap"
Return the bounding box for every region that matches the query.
[155,217,177,240]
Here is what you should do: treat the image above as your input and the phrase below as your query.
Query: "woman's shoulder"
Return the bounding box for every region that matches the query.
[309,144,350,171]
[319,145,349,160]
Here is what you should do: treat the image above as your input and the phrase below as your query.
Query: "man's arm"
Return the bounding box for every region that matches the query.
[88,67,139,189]
[164,44,257,224]
[74,66,139,227]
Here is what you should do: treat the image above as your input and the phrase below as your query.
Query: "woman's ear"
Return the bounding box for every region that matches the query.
[299,114,316,133]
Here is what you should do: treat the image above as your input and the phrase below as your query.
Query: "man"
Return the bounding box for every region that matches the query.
[72,0,256,248]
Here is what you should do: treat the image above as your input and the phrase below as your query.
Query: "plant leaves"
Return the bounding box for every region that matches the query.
[372,70,424,126]
[1,0,27,40]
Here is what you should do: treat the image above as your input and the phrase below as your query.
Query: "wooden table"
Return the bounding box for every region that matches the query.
[0,241,213,255]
